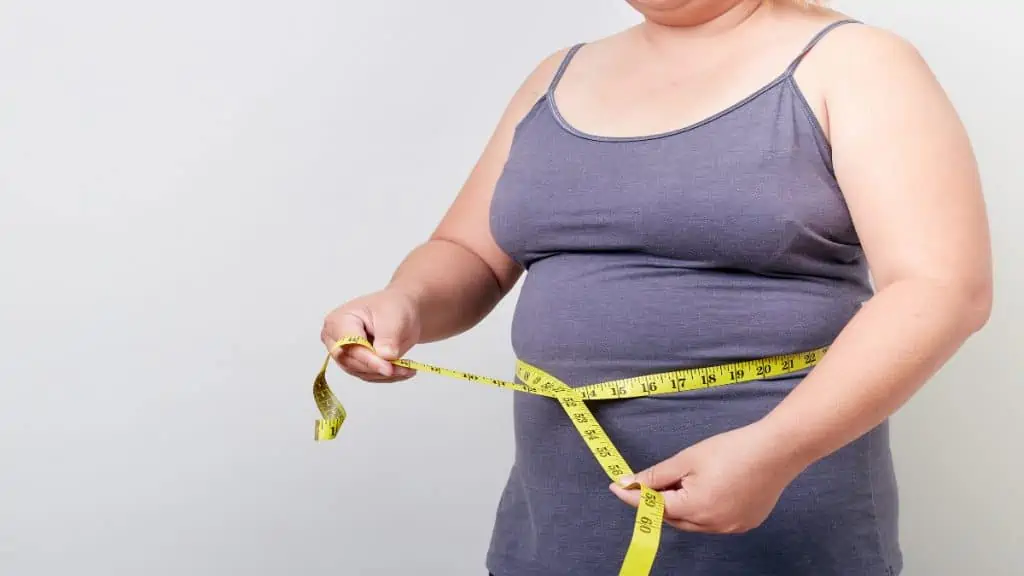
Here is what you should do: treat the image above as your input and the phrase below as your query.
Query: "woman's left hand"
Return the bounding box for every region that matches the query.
[609,421,808,534]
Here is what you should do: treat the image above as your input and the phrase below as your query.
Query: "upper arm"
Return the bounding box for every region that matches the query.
[823,26,992,314]
[429,48,572,293]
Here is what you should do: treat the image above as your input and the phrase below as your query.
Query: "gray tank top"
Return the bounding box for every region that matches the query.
[485,19,902,576]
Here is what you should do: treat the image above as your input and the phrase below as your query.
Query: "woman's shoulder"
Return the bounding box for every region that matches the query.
[510,26,632,96]
[484,45,574,135]
[521,46,577,95]
[791,14,940,114]
[497,27,632,122]
[782,8,930,76]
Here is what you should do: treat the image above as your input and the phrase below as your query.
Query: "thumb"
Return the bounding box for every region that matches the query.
[608,453,689,507]
[367,306,415,361]
[371,334,399,360]
[622,455,687,491]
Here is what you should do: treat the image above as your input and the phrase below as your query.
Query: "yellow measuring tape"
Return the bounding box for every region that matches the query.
[313,335,828,576]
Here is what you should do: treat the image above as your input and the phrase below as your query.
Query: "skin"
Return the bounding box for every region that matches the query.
[321,0,992,536]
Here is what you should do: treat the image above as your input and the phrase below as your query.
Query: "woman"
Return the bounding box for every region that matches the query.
[320,0,992,574]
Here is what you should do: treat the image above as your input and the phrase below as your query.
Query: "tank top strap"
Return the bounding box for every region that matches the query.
[785,18,862,75]
[547,43,586,95]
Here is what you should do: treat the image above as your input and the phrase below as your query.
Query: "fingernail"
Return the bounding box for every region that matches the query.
[618,475,635,487]
[376,344,396,358]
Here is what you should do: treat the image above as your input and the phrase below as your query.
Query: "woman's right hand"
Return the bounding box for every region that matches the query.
[320,287,422,383]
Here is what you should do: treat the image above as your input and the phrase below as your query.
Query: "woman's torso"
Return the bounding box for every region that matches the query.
[484,13,901,576]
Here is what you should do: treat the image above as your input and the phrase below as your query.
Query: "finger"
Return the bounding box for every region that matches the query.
[324,313,394,377]
[608,454,688,509]
[337,349,416,381]
[321,311,366,352]
[341,354,413,380]
[362,364,417,381]
[666,518,714,533]
[660,487,702,524]
[336,351,382,378]
[393,365,417,378]
[364,307,413,362]
[350,370,416,383]
[345,345,395,377]
[333,355,413,382]
[616,459,687,491]
[608,483,693,513]
[608,482,644,507]
[608,485,713,532]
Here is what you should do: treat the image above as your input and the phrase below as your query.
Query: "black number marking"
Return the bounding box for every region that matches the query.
[730,369,745,381]
[701,374,717,386]
[641,382,658,393]
[756,365,773,376]
[782,359,795,371]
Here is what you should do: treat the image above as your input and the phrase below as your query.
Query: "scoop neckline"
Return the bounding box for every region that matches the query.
[545,70,795,144]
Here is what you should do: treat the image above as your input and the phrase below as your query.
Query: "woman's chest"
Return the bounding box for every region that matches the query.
[489,112,853,271]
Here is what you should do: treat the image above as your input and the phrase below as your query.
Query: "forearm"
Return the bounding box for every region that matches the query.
[758,278,991,468]
[386,238,517,342]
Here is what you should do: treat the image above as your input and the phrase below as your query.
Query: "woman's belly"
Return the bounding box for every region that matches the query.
[510,252,869,385]
[506,252,872,491]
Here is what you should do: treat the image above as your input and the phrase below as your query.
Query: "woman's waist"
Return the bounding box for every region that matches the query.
[509,312,841,388]
[507,384,798,493]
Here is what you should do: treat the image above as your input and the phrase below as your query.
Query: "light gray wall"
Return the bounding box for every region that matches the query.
[0,1,1019,575]
[830,3,1024,574]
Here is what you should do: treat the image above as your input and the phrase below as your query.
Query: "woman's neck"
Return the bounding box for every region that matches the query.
[636,0,769,45]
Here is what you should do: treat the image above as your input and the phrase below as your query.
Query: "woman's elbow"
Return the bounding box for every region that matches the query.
[952,272,993,334]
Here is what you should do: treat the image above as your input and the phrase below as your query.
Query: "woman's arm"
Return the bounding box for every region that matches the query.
[611,24,992,534]
[321,49,571,378]
[757,25,993,466]
[378,49,571,344]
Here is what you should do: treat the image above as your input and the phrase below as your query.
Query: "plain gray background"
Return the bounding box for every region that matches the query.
[0,1,1020,575]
